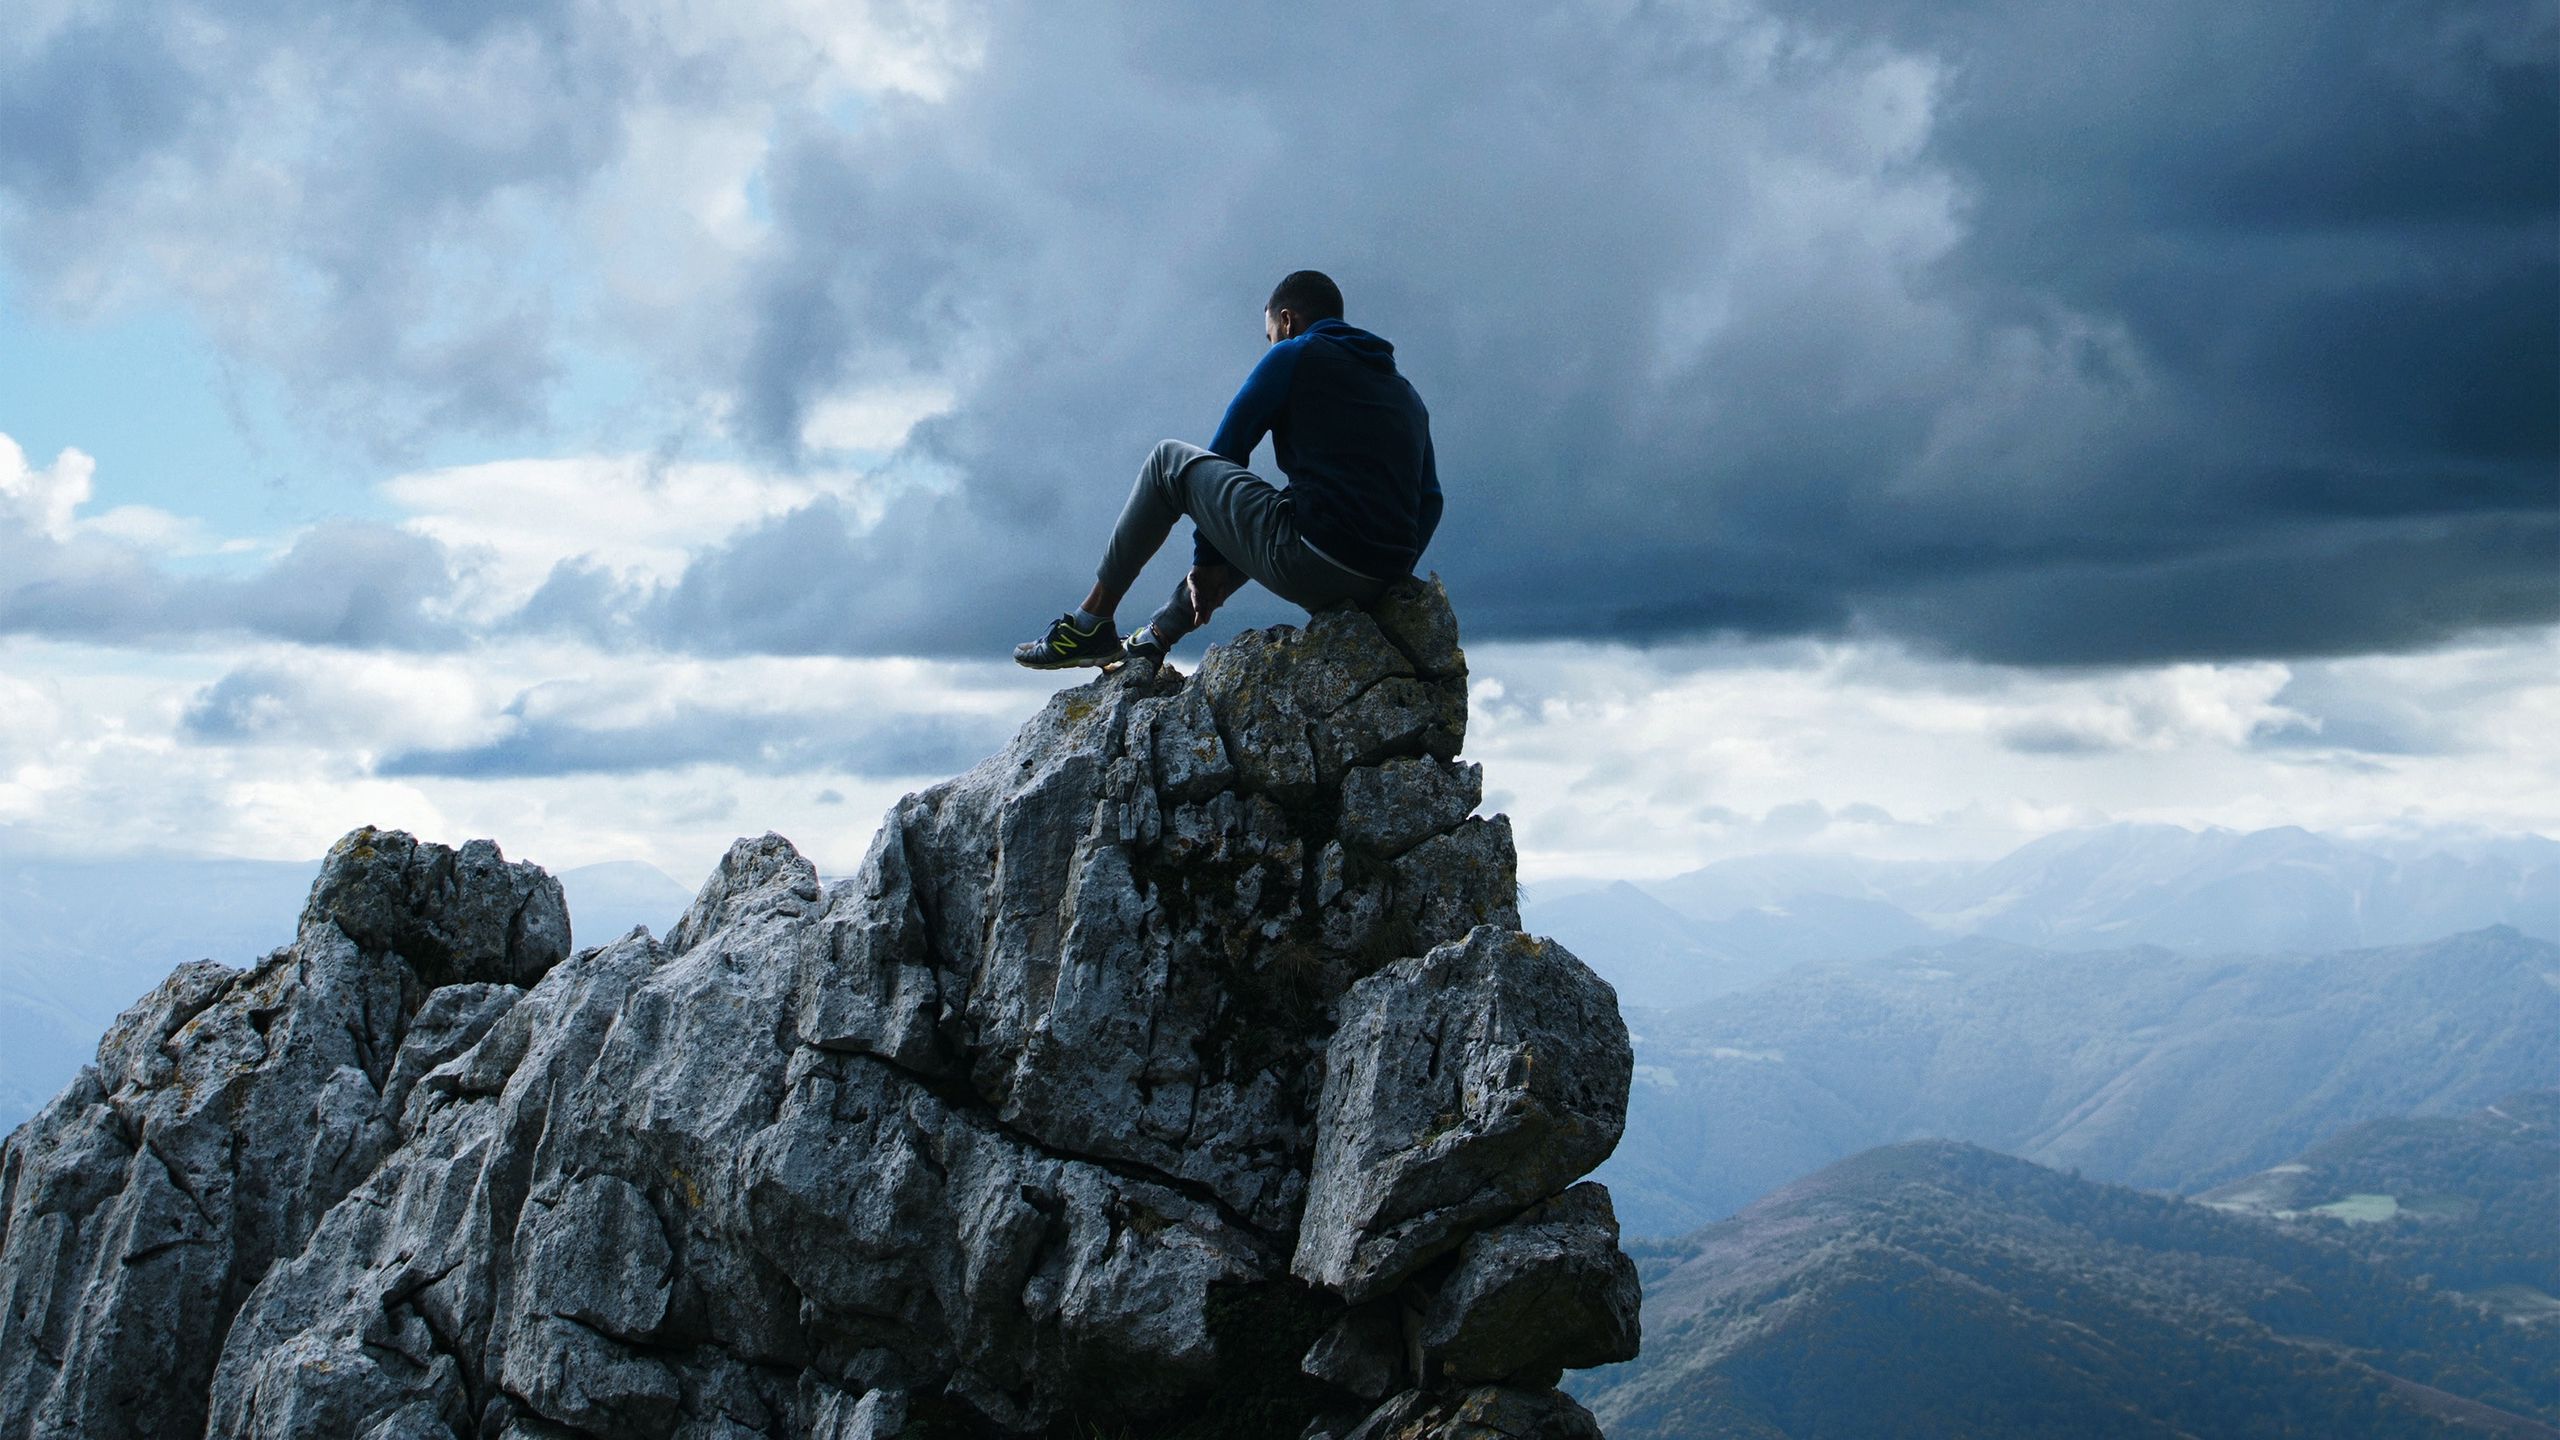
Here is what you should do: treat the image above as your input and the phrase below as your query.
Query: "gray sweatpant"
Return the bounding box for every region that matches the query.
[1099,439,1389,645]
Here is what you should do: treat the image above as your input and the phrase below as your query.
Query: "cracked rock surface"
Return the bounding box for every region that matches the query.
[0,577,1636,1440]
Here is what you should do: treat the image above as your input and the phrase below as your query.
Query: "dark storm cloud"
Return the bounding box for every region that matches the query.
[514,488,1322,658]
[7,1,2552,664]
[607,0,2555,667]
[0,520,464,649]
[1780,0,2560,433]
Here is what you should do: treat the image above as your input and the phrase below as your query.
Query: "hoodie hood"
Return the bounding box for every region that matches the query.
[1307,317,1399,371]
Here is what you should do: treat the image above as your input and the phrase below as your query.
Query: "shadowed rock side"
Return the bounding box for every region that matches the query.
[0,579,1638,1440]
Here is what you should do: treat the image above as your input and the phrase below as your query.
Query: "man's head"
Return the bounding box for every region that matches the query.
[1265,270,1344,343]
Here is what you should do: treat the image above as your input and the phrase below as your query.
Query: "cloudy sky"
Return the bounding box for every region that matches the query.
[2,0,2553,887]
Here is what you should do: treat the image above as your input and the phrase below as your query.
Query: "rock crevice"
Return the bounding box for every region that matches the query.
[0,577,1634,1440]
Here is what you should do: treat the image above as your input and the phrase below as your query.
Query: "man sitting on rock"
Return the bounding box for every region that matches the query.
[1014,269,1442,671]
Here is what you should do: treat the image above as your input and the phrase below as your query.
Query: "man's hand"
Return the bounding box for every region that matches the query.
[1184,563,1245,629]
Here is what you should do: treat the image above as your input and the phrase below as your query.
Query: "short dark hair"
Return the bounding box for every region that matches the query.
[1266,270,1344,323]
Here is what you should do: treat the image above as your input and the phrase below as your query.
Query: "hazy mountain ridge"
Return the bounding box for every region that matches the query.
[1919,825,2559,953]
[0,856,314,1128]
[1596,927,2560,1236]
[1527,823,2559,1009]
[1570,1138,2560,1439]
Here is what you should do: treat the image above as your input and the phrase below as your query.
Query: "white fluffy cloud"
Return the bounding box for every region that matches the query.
[379,454,888,619]
[0,435,260,558]
[1464,629,2560,881]
[0,630,1052,876]
[0,434,90,542]
[0,439,465,650]
[5,618,2553,889]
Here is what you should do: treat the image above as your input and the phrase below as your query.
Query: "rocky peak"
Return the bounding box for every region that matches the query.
[0,831,562,1439]
[301,827,572,989]
[0,578,1637,1440]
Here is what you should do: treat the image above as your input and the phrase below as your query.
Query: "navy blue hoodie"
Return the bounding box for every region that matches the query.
[1194,317,1441,580]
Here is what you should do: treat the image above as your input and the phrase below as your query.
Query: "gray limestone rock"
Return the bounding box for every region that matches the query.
[1389,818,1522,944]
[1317,675,1467,784]
[1342,759,1483,859]
[516,1175,676,1340]
[301,828,570,990]
[812,1386,911,1439]
[1417,1183,1642,1384]
[0,837,555,1440]
[1293,929,1632,1303]
[1370,574,1467,680]
[385,982,522,1119]
[1343,1385,1606,1440]
[1301,1304,1408,1400]
[795,823,948,1076]
[1140,680,1237,803]
[668,829,822,955]
[1,581,1634,1440]
[1197,606,1417,799]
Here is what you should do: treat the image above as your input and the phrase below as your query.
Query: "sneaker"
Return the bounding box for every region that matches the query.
[1014,613,1122,669]
[1112,623,1170,680]
[1121,624,1170,666]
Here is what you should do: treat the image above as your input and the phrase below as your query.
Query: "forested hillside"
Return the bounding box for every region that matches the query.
[1572,1140,2560,1439]
[2204,1089,2560,1325]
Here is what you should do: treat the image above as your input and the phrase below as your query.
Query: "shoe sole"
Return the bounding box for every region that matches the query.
[1015,650,1122,670]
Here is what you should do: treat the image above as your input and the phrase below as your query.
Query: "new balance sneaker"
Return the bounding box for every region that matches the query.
[1013,613,1122,669]
[1111,623,1171,680]
[1121,624,1169,667]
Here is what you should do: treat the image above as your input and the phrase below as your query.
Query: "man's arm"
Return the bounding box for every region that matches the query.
[1414,433,1443,557]
[1210,339,1298,463]
[1193,339,1303,567]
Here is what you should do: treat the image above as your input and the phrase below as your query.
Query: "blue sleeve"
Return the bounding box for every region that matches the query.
[1194,341,1301,567]
[1210,339,1298,463]
[1415,433,1443,556]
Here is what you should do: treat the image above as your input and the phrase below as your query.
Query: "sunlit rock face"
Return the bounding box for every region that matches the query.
[0,578,1635,1440]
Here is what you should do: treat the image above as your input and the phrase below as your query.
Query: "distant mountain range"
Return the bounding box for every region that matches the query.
[553,859,701,948]
[1594,927,2560,1236]
[1527,823,2560,1009]
[0,853,691,1130]
[1570,1096,2560,1439]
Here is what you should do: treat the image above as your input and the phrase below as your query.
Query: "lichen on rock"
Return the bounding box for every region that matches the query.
[0,574,1634,1440]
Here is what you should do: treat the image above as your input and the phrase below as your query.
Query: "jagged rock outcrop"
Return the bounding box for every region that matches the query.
[0,578,1636,1440]
[1295,932,1631,1304]
[0,831,563,1438]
